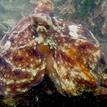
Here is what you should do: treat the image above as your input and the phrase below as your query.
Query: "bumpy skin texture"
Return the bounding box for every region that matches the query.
[0,15,47,97]
[0,9,106,97]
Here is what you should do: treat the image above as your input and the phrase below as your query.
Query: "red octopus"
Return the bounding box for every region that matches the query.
[0,0,106,100]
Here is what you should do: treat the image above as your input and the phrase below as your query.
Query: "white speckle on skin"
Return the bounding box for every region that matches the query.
[6,80,14,85]
[30,58,33,62]
[68,24,87,40]
[30,64,34,68]
[16,79,28,84]
[4,91,8,95]
[34,36,44,44]
[6,88,11,92]
[0,78,7,83]
[68,25,80,39]
[3,41,11,51]
[17,88,28,92]
[9,56,13,60]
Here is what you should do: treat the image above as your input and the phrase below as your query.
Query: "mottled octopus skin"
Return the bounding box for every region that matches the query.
[0,15,47,97]
[0,12,106,97]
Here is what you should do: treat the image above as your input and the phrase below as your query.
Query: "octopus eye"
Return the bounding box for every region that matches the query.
[36,25,47,33]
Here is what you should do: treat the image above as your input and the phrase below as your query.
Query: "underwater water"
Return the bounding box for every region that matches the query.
[0,0,107,107]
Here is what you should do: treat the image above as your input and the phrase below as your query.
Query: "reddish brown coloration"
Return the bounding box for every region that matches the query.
[0,0,106,98]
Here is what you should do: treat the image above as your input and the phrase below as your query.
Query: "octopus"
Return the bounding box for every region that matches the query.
[0,0,107,102]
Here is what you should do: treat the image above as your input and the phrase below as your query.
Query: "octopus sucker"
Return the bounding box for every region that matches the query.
[0,0,107,105]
